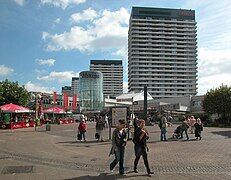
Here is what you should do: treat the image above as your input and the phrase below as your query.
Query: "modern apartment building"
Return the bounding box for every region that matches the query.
[90,60,123,98]
[71,77,79,95]
[128,7,198,99]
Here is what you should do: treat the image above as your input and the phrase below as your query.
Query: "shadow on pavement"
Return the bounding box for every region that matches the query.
[211,131,231,138]
[63,172,149,180]
[56,140,111,145]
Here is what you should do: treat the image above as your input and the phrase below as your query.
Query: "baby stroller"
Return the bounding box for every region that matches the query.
[172,125,182,139]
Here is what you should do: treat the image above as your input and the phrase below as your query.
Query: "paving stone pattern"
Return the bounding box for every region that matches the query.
[0,123,230,179]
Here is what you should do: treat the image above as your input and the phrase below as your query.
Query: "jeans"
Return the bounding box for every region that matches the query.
[160,127,167,141]
[110,147,125,174]
[79,131,86,141]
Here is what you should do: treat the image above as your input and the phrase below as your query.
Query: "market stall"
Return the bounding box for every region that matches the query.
[43,107,74,124]
[0,103,40,129]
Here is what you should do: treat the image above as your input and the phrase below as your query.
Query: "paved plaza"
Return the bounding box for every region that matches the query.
[0,122,231,180]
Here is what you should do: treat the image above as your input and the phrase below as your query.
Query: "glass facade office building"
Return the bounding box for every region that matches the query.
[79,71,104,114]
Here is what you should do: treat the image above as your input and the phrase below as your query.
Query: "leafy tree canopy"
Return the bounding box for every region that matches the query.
[0,79,29,106]
[202,85,231,120]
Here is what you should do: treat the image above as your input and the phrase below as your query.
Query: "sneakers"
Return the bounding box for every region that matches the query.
[148,171,154,177]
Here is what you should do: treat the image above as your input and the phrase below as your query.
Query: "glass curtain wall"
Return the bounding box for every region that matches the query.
[79,71,104,114]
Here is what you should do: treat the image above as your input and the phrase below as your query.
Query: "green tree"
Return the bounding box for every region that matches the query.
[0,79,29,106]
[202,85,231,124]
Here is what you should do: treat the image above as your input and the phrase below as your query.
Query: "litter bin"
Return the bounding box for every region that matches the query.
[46,124,51,131]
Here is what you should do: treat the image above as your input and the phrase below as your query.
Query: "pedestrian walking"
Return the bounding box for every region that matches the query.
[109,119,127,175]
[133,119,153,176]
[160,114,168,141]
[104,114,109,128]
[189,116,196,134]
[78,119,86,142]
[95,116,105,142]
[180,116,189,140]
[194,118,203,140]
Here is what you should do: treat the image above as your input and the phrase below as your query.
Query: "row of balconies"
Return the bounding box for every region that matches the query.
[129,30,197,36]
[130,35,197,41]
[129,34,197,38]
[129,54,197,59]
[131,18,196,24]
[129,70,197,74]
[128,66,197,70]
[129,66,197,70]
[129,23,197,30]
[129,46,197,51]
[128,42,197,48]
[130,26,197,31]
[128,86,197,91]
[129,59,197,63]
[131,20,196,25]
[129,38,197,43]
[129,75,197,79]
[129,50,197,55]
[129,77,197,81]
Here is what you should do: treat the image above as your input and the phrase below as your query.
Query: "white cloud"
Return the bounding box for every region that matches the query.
[37,71,79,82]
[24,81,55,93]
[42,26,94,52]
[0,65,14,76]
[36,58,56,66]
[197,48,231,95]
[34,69,47,74]
[40,0,86,10]
[54,18,61,24]
[13,0,26,6]
[198,74,231,95]
[42,8,129,53]
[70,8,98,23]
[198,48,231,77]
[191,0,231,50]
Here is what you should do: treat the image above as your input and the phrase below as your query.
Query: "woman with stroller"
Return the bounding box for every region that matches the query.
[172,125,182,139]
[194,118,203,140]
[180,116,189,140]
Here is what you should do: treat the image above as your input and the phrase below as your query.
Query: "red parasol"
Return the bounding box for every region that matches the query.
[43,107,68,114]
[0,103,33,113]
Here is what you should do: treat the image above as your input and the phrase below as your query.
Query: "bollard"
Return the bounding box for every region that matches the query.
[46,124,51,131]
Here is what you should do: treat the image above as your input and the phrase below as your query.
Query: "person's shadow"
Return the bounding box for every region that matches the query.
[63,171,151,180]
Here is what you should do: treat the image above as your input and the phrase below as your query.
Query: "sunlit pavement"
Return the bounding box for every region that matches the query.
[0,122,231,180]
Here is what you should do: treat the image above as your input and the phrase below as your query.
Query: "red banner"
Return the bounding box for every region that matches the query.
[64,93,68,110]
[39,99,43,119]
[53,92,57,106]
[72,94,77,111]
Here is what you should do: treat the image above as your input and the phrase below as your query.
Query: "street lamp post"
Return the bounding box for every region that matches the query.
[51,101,57,123]
[33,93,41,131]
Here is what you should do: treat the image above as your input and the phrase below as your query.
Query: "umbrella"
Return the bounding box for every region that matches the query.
[43,107,68,114]
[0,103,33,113]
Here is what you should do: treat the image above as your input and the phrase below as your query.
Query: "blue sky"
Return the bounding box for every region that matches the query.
[0,0,231,95]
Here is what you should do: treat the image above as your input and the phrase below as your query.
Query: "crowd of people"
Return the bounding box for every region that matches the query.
[169,115,204,141]
[75,113,204,176]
